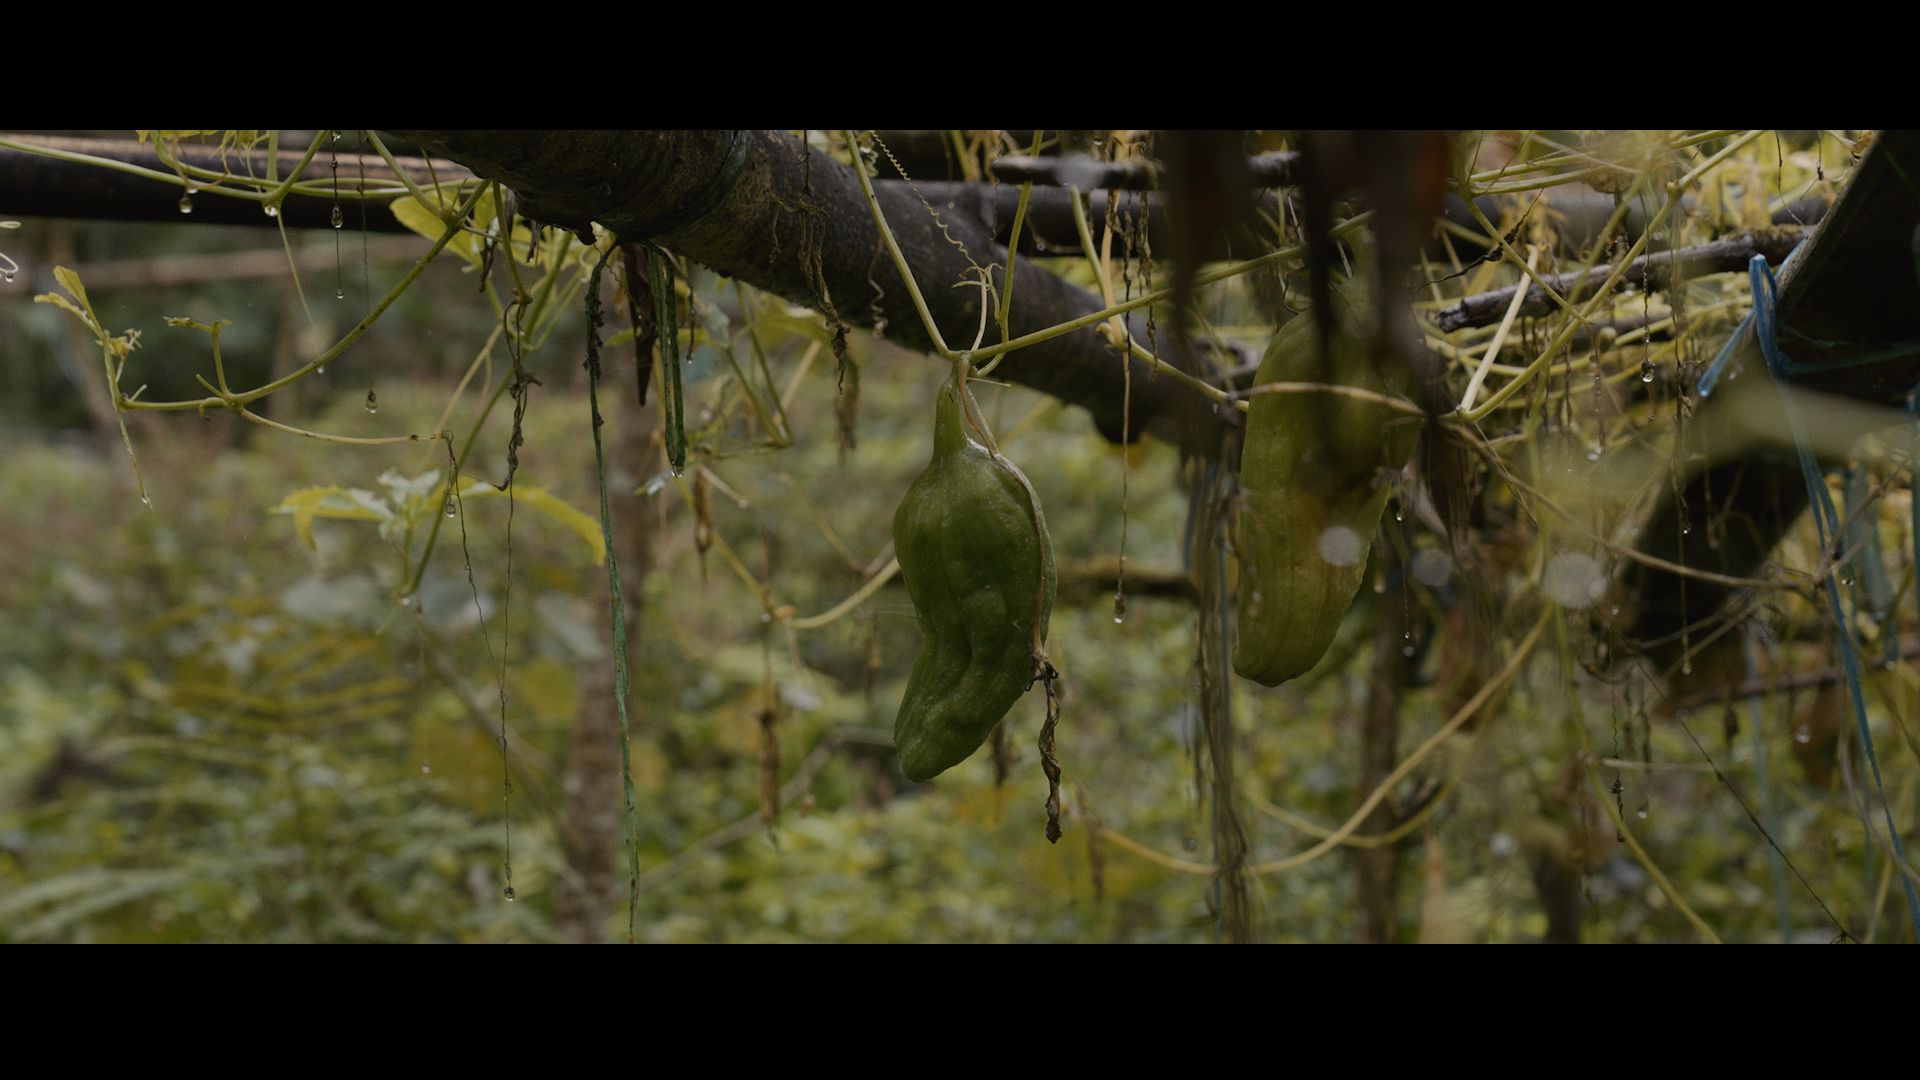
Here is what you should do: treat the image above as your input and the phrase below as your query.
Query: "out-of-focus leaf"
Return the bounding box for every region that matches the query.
[273,486,391,550]
[458,484,604,564]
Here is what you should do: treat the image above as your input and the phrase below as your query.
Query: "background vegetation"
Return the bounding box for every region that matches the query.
[0,130,1910,942]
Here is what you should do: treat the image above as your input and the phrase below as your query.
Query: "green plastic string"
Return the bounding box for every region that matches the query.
[584,242,641,943]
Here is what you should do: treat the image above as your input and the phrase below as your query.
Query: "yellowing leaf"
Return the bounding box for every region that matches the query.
[458,484,605,564]
[273,486,391,550]
[389,188,489,268]
[136,130,221,143]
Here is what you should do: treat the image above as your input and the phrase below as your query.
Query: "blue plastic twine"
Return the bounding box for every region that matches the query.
[1732,252,1920,939]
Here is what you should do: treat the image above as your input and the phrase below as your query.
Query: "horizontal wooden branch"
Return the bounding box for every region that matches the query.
[1431,228,1807,332]
[991,149,1298,190]
[0,132,457,233]
[391,130,1235,452]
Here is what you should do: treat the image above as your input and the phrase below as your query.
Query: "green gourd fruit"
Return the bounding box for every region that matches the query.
[1233,275,1417,686]
[892,374,1056,782]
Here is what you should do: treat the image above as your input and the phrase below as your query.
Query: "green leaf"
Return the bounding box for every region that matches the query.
[52,266,92,312]
[457,484,605,564]
[389,189,490,268]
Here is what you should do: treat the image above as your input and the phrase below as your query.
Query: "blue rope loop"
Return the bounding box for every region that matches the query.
[1738,251,1920,938]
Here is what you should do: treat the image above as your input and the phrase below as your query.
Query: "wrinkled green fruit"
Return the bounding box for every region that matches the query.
[892,376,1055,781]
[1233,277,1418,686]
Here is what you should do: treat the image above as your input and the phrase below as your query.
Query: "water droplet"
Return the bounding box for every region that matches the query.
[262,201,279,218]
[1394,505,1404,522]
[365,390,378,415]
[1317,525,1363,567]
[1681,660,1693,675]
[1636,808,1649,820]
[421,763,432,774]
[177,192,193,214]
[1681,523,1691,535]
[335,288,346,300]
[1794,726,1812,744]
[670,464,685,478]
[1587,446,1603,461]
[316,365,326,375]
[1544,552,1605,609]
[400,594,415,607]
[0,269,13,284]
[330,205,344,229]
[1056,153,1104,191]
[444,496,458,518]
[1112,592,1127,624]
[1411,549,1452,587]
[1641,359,1656,383]
[139,493,153,507]
[503,886,516,902]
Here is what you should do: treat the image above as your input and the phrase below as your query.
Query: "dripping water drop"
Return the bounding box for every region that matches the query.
[1795,726,1812,744]
[1394,505,1404,522]
[335,288,346,300]
[316,365,326,376]
[1112,592,1127,624]
[262,201,279,218]
[444,496,457,518]
[0,269,13,284]
[330,205,344,229]
[365,390,378,415]
[400,593,415,608]
[1636,808,1649,820]
[503,886,516,902]
[1641,358,1656,383]
[1681,660,1693,675]
[139,493,153,507]
[177,192,194,214]
[421,763,432,774]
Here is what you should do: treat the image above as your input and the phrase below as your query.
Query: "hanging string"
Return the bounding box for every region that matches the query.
[1742,252,1920,939]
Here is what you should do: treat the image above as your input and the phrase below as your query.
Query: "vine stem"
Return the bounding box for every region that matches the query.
[1095,607,1550,878]
[844,129,1376,415]
[123,184,488,412]
[1562,617,1723,942]
[1457,130,1764,423]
